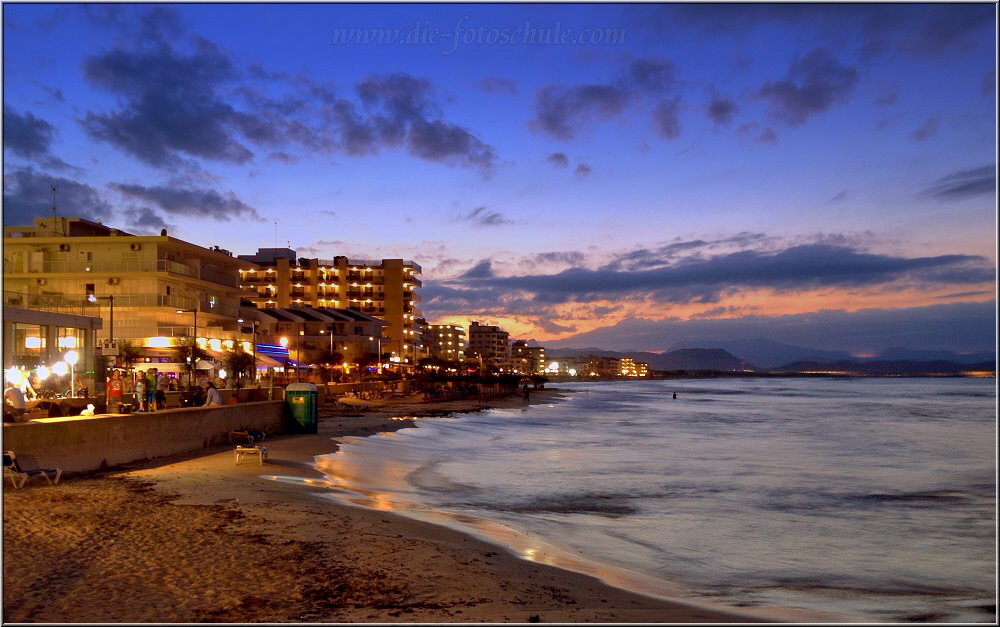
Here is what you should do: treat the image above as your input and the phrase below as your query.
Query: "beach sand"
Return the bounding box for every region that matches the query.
[4,388,768,623]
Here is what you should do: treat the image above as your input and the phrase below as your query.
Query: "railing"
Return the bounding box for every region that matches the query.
[10,258,239,289]
[199,265,239,288]
[3,291,96,317]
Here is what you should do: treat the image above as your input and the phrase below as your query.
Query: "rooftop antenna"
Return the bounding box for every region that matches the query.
[274,220,278,249]
[51,185,59,234]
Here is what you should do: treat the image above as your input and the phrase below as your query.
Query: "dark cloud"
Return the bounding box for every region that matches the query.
[39,84,66,103]
[2,167,112,226]
[757,48,858,126]
[461,259,494,279]
[110,182,263,222]
[706,97,737,124]
[79,9,495,174]
[3,106,55,159]
[532,84,630,139]
[629,58,675,93]
[875,90,897,106]
[81,38,255,167]
[919,165,995,200]
[829,190,848,203]
[344,74,496,171]
[268,151,299,164]
[575,163,593,178]
[121,206,170,233]
[480,77,517,94]
[910,115,940,142]
[602,233,774,272]
[545,301,996,354]
[451,244,992,306]
[462,206,511,227]
[547,152,569,167]
[736,122,778,145]
[652,99,681,138]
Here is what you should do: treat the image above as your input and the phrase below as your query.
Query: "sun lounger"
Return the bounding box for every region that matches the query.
[3,450,62,489]
[234,445,267,466]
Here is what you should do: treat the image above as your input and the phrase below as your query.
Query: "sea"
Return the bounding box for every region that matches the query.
[311,377,997,622]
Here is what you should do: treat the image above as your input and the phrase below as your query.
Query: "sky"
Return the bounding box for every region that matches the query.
[3,3,997,355]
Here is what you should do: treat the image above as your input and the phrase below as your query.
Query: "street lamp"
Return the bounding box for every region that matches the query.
[280,336,290,382]
[65,350,79,397]
[369,336,382,372]
[177,308,198,389]
[88,294,115,357]
[238,318,258,383]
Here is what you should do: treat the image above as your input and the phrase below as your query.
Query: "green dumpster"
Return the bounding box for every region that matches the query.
[285,383,318,433]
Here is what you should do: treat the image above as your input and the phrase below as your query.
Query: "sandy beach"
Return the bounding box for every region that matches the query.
[4,388,767,623]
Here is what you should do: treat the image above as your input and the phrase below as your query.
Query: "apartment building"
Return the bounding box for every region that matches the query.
[619,357,649,377]
[511,339,546,374]
[424,323,467,363]
[468,321,510,371]
[3,217,252,372]
[238,249,421,363]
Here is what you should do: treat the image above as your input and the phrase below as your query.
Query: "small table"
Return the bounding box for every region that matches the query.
[234,445,267,466]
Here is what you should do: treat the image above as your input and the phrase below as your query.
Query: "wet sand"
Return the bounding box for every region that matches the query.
[3,388,772,623]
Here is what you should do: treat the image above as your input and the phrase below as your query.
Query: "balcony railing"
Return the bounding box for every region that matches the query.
[3,290,96,317]
[10,259,239,288]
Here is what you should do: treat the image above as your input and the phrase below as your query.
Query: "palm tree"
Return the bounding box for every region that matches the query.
[172,336,210,390]
[117,339,141,371]
[222,345,256,388]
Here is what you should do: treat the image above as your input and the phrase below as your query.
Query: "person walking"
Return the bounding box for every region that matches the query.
[107,370,124,414]
[145,368,158,412]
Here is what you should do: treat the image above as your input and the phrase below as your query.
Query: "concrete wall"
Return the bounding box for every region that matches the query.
[2,401,285,474]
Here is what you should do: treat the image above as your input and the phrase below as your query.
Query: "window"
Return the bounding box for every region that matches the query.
[166,286,171,295]
[85,283,95,297]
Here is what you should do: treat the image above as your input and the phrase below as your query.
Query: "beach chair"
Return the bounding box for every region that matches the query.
[3,451,62,489]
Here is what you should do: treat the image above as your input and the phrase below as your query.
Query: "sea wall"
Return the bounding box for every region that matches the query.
[3,401,285,474]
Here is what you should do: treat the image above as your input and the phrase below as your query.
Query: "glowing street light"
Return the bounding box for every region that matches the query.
[65,350,79,397]
[36,365,50,380]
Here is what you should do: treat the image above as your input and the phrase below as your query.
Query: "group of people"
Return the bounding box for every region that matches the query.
[106,369,225,413]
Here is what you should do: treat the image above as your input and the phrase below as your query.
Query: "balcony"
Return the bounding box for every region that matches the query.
[9,258,240,289]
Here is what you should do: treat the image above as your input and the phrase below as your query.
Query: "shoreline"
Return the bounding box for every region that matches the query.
[4,387,800,623]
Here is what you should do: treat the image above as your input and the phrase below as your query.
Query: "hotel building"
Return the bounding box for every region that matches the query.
[237,249,422,364]
[468,321,510,371]
[3,217,252,374]
[423,323,467,363]
[511,339,546,374]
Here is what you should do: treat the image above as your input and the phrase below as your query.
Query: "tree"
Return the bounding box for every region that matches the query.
[172,336,210,389]
[116,339,141,371]
[222,345,256,388]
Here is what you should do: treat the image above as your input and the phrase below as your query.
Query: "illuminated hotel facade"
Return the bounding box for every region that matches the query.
[237,249,422,364]
[424,324,466,363]
[3,217,253,374]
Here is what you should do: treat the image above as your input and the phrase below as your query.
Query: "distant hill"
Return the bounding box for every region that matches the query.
[769,360,996,375]
[668,337,854,368]
[875,347,996,364]
[547,347,749,372]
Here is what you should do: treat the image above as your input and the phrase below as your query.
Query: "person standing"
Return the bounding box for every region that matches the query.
[156,371,168,410]
[145,368,158,413]
[134,373,146,412]
[107,370,124,414]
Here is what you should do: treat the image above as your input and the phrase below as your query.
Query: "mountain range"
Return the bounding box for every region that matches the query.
[547,338,996,373]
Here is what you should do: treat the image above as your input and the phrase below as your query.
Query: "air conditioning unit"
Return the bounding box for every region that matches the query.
[59,244,71,252]
[108,277,121,286]
[130,243,142,251]
[36,278,47,285]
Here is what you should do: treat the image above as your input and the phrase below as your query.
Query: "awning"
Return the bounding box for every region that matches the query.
[195,359,215,370]
[255,354,283,368]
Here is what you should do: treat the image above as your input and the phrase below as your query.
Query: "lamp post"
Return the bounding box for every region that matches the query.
[280,336,290,383]
[65,350,79,397]
[88,294,115,361]
[176,308,198,389]
[369,335,382,373]
[238,318,258,383]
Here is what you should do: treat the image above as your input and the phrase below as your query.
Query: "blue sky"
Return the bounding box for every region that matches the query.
[3,3,996,354]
